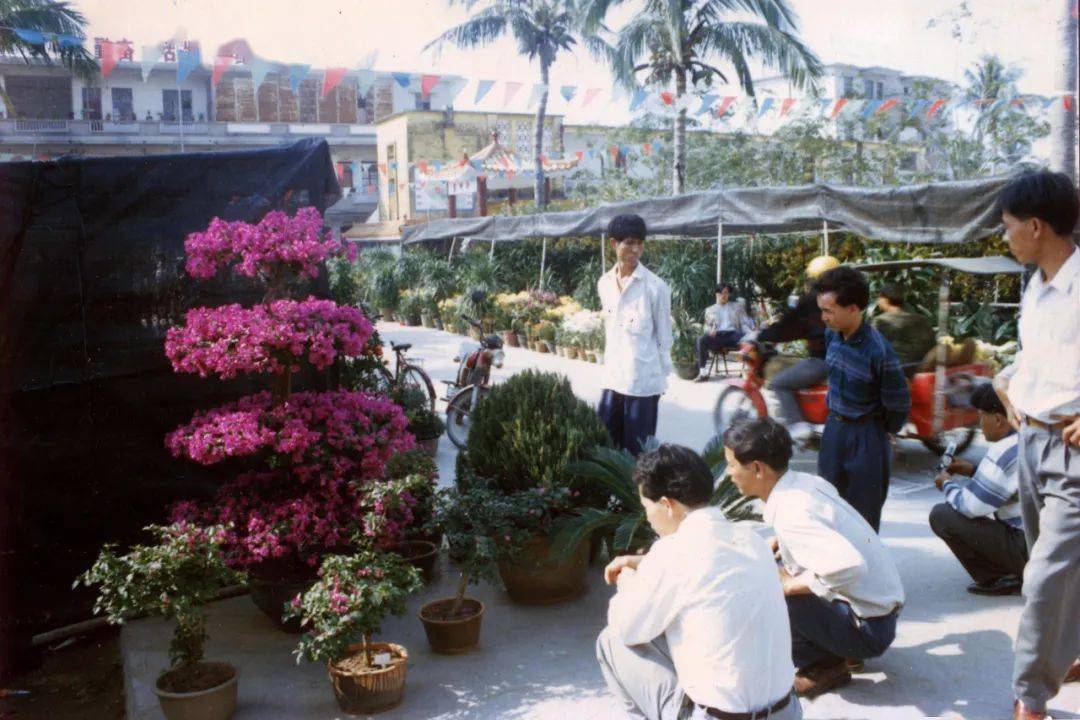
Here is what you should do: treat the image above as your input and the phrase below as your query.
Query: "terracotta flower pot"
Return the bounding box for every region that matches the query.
[327,642,408,715]
[674,361,699,380]
[497,535,589,605]
[154,661,238,720]
[502,331,520,347]
[419,597,485,654]
[537,342,550,354]
[379,309,394,323]
[391,540,440,585]
[565,347,579,360]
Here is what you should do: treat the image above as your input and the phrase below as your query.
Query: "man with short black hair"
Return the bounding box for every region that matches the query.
[597,214,674,455]
[694,283,754,381]
[872,283,937,372]
[929,382,1026,596]
[724,418,904,699]
[597,443,800,720]
[814,266,911,532]
[991,170,1080,720]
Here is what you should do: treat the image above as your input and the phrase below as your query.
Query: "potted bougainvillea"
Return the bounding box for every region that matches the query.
[286,551,422,715]
[165,208,417,632]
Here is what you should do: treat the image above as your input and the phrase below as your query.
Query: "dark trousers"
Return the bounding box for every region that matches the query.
[696,331,742,368]
[818,417,891,532]
[928,503,1029,584]
[787,594,898,672]
[598,390,659,457]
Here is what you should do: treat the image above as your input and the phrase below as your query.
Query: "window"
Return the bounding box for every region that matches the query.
[111,88,134,121]
[386,144,399,219]
[842,76,856,97]
[162,89,193,121]
[876,82,884,99]
[413,93,431,111]
[337,161,354,189]
[81,87,102,120]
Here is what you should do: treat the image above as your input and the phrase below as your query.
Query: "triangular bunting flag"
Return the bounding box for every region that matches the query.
[659,91,675,106]
[643,142,652,155]
[212,55,235,86]
[714,96,736,118]
[101,40,121,78]
[780,98,798,117]
[249,57,273,89]
[322,67,347,97]
[908,99,929,118]
[1063,94,1074,111]
[288,64,310,93]
[13,28,45,45]
[504,81,523,106]
[392,72,412,89]
[860,99,882,118]
[421,74,441,99]
[829,98,849,119]
[757,97,775,118]
[527,83,547,108]
[875,98,900,115]
[141,45,159,82]
[926,99,947,118]
[177,45,201,85]
[575,150,584,161]
[560,86,577,103]
[583,88,602,106]
[475,79,495,104]
[357,50,378,69]
[629,89,648,112]
[444,77,467,105]
[356,69,376,96]
[696,94,718,115]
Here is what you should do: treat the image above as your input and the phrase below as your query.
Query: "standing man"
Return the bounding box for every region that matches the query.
[814,266,911,532]
[872,283,937,374]
[596,444,800,719]
[694,283,754,381]
[990,170,1080,720]
[597,214,673,455]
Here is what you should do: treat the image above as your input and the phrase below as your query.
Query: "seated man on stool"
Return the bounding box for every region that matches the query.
[723,418,904,698]
[694,283,754,382]
[597,444,800,720]
[930,382,1027,595]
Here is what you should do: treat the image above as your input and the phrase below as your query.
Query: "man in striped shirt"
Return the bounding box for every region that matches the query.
[929,382,1027,596]
[814,266,911,532]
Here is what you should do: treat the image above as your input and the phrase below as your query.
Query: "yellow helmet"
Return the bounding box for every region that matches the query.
[806,255,841,279]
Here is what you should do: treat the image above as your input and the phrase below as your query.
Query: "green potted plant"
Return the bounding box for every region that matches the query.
[671,311,701,380]
[536,321,556,354]
[76,524,242,720]
[287,551,422,715]
[393,385,445,457]
[371,264,401,322]
[417,288,438,328]
[397,290,423,327]
[461,370,611,603]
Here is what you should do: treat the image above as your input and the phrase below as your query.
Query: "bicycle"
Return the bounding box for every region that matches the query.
[445,315,505,450]
[370,313,437,410]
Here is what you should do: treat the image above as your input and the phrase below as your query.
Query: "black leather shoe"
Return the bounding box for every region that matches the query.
[967,576,1022,596]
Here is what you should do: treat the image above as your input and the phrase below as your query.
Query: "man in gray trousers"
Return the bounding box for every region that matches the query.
[993,170,1080,720]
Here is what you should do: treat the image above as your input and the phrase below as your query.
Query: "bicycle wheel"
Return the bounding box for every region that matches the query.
[446,385,489,450]
[401,364,437,410]
[371,363,395,395]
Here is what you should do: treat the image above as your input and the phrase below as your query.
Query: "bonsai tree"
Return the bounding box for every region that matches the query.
[76,524,240,689]
[286,551,422,668]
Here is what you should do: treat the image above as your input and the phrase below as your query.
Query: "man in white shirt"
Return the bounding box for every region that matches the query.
[694,283,755,382]
[723,418,904,698]
[596,444,800,720]
[597,214,674,455]
[991,171,1080,720]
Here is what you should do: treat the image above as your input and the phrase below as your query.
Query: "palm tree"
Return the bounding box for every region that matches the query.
[1,0,97,115]
[426,0,580,210]
[962,55,1021,145]
[584,0,822,194]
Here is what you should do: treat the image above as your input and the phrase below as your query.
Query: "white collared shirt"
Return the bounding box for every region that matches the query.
[607,507,795,712]
[598,263,673,397]
[764,471,905,620]
[1002,247,1080,422]
[704,301,754,334]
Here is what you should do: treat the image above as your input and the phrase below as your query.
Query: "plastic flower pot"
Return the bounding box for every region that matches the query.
[497,535,589,605]
[154,661,238,720]
[418,598,484,654]
[327,642,408,715]
[390,540,440,585]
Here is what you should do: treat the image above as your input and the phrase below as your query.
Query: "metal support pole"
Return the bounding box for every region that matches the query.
[448,236,457,261]
[822,220,830,256]
[539,237,548,291]
[601,231,606,272]
[933,278,949,435]
[489,237,495,260]
[716,222,723,284]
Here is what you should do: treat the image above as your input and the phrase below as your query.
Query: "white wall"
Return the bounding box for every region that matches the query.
[71,65,209,120]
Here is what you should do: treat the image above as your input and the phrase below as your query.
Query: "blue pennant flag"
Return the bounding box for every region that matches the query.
[629,89,648,112]
[177,46,201,85]
[908,99,929,118]
[757,97,775,118]
[13,28,45,45]
[475,79,495,103]
[392,72,412,89]
[861,99,883,118]
[288,64,310,93]
[560,85,577,102]
[696,94,718,115]
[55,33,83,48]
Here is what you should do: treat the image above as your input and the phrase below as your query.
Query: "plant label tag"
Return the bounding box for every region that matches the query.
[373,652,392,667]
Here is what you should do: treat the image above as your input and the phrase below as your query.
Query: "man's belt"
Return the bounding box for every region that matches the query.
[828,411,882,424]
[701,691,793,720]
[1024,416,1075,432]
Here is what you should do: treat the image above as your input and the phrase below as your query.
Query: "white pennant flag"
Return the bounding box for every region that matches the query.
[357,69,377,97]
[527,83,549,109]
[141,45,160,82]
[249,56,274,89]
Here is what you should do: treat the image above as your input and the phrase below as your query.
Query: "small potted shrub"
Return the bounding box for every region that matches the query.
[417,289,437,328]
[358,473,440,585]
[408,407,445,458]
[418,485,501,654]
[372,264,401,322]
[287,552,422,715]
[671,312,701,380]
[397,290,423,327]
[76,524,241,720]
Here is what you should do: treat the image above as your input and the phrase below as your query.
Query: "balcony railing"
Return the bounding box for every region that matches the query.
[0,119,376,141]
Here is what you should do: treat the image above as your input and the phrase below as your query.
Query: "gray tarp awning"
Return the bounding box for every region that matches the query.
[855,256,1024,275]
[401,177,1009,245]
[325,192,379,228]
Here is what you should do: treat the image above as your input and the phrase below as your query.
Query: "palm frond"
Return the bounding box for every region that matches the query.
[550,507,619,559]
[424,6,509,55]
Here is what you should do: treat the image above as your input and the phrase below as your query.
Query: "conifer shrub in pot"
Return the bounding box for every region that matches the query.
[287,552,422,715]
[77,524,242,720]
[461,370,611,603]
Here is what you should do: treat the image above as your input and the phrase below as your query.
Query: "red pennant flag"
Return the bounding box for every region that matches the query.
[829,98,849,118]
[780,98,798,117]
[1064,94,1074,111]
[212,56,235,86]
[507,170,515,182]
[322,67,347,97]
[875,98,900,115]
[101,41,121,78]
[583,88,602,106]
[643,142,652,155]
[608,145,619,157]
[714,96,736,117]
[575,150,584,161]
[926,99,946,118]
[504,81,523,106]
[659,91,675,106]
[418,160,429,174]
[377,163,387,176]
[539,154,548,165]
[420,74,441,99]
